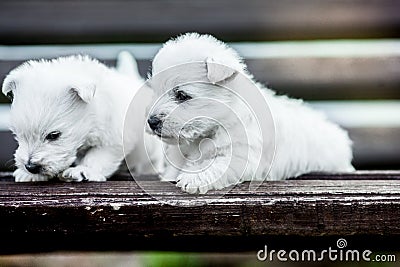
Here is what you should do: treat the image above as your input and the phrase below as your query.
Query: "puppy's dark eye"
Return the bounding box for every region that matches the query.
[174,88,192,103]
[45,131,61,141]
[6,91,13,102]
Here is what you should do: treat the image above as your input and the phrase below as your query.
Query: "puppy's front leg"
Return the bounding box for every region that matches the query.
[61,146,123,182]
[176,156,242,194]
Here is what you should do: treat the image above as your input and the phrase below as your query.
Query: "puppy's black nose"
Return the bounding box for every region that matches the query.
[148,115,163,132]
[25,162,41,174]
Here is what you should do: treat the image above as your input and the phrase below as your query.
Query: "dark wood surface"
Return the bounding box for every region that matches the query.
[2,170,400,181]
[246,56,400,101]
[0,171,400,253]
[0,0,400,44]
[348,127,400,169]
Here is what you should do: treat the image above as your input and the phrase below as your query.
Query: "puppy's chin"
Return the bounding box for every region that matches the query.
[153,130,177,145]
[15,163,56,180]
[20,156,77,178]
[159,129,216,146]
[36,165,67,178]
[42,167,65,177]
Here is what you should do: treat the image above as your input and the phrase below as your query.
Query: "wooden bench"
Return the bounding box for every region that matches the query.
[1,0,399,44]
[1,171,400,254]
[0,0,400,255]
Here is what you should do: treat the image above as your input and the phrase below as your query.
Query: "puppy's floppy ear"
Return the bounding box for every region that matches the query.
[205,57,237,84]
[2,76,16,102]
[69,84,96,103]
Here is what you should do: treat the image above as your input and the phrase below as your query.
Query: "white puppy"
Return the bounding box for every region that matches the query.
[148,33,355,194]
[2,52,163,182]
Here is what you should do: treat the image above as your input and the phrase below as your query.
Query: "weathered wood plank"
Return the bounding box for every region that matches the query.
[246,56,400,101]
[0,178,400,253]
[0,0,399,44]
[2,171,400,181]
[2,45,400,102]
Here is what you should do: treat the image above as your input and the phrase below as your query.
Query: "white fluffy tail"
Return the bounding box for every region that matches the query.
[116,51,142,80]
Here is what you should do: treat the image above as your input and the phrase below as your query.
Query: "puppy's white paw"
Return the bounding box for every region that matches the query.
[61,166,106,182]
[13,168,49,182]
[176,173,216,194]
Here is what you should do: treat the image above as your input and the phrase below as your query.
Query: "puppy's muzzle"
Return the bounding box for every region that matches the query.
[148,115,163,132]
[25,160,42,174]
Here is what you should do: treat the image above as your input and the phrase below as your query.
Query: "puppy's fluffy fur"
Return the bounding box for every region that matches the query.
[148,33,355,193]
[2,53,163,182]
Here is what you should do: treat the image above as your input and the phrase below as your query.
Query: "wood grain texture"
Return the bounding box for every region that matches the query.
[0,0,399,44]
[2,170,400,181]
[0,172,400,253]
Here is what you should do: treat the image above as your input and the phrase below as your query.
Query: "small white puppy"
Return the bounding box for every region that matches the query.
[2,52,163,182]
[148,33,355,194]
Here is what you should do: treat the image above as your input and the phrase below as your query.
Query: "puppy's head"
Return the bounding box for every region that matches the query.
[148,33,248,142]
[2,56,102,177]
